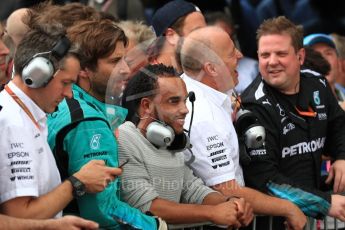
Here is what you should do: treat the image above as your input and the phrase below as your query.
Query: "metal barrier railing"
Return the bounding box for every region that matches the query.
[320,216,345,230]
[168,216,345,230]
[169,222,210,229]
[254,216,345,230]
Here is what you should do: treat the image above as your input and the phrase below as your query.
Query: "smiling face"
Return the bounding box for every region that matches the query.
[32,56,80,113]
[150,77,189,134]
[258,33,304,94]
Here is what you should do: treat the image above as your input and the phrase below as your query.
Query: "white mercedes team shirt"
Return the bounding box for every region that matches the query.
[181,74,244,187]
[0,81,61,217]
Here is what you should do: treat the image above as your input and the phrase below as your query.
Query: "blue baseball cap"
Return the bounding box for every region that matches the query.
[151,0,200,36]
[303,33,336,49]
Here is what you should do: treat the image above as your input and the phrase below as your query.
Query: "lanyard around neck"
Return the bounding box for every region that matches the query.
[5,85,40,130]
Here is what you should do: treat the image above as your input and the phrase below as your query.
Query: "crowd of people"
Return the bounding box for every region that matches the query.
[0,1,345,230]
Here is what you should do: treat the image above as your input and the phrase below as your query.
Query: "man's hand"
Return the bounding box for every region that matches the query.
[73,160,122,193]
[231,197,254,227]
[325,159,345,193]
[209,200,242,228]
[47,215,99,230]
[328,194,345,221]
[284,203,306,230]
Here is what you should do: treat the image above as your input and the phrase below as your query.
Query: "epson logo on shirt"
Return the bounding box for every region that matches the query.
[7,151,29,159]
[282,137,326,158]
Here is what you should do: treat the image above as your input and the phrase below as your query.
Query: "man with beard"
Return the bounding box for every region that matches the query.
[47,19,167,229]
[118,63,253,228]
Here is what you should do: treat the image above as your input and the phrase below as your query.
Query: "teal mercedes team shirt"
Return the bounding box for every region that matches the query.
[47,84,157,229]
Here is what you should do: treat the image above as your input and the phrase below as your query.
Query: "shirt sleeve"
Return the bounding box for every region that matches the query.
[117,129,160,213]
[0,125,39,203]
[185,120,236,186]
[181,164,216,204]
[242,104,331,219]
[64,120,157,229]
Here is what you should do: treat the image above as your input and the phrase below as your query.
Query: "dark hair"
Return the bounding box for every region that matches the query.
[205,11,234,28]
[14,24,70,76]
[122,64,178,124]
[99,11,119,22]
[302,46,331,76]
[27,2,101,30]
[67,19,127,71]
[170,14,187,36]
[257,16,304,52]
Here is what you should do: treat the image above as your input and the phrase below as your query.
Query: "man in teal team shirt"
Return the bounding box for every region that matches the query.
[47,19,167,229]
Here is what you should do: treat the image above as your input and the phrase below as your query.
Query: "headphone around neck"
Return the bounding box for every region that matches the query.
[21,36,71,88]
[145,91,195,152]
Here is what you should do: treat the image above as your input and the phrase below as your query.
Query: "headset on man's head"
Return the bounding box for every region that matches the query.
[21,36,70,88]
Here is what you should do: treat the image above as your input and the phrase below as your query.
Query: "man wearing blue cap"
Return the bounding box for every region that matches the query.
[332,34,345,96]
[149,0,206,72]
[240,16,345,229]
[304,33,345,109]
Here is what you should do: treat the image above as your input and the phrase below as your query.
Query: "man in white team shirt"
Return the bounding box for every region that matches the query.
[0,24,121,219]
[180,26,307,230]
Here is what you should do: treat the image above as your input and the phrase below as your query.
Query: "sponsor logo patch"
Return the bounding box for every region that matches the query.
[319,79,326,87]
[9,160,31,166]
[276,103,285,117]
[249,149,267,156]
[83,151,107,159]
[313,91,321,105]
[262,99,271,106]
[10,143,24,149]
[11,167,31,174]
[318,113,327,120]
[283,123,295,135]
[282,137,325,158]
[7,152,29,159]
[90,134,101,150]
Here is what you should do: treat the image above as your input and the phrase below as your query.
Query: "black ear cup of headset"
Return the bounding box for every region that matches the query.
[167,132,191,152]
[21,36,71,88]
[235,109,266,149]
